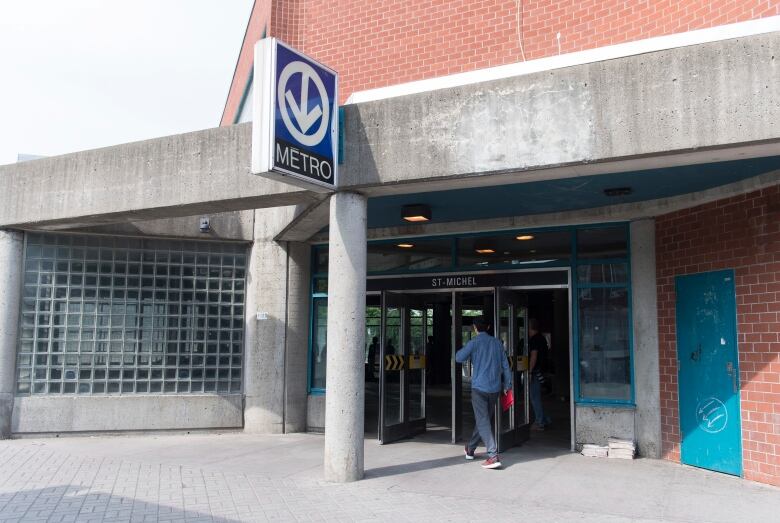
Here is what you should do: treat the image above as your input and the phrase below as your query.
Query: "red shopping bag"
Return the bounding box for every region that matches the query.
[501,389,514,411]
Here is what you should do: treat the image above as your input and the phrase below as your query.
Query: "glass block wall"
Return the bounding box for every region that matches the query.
[16,234,247,396]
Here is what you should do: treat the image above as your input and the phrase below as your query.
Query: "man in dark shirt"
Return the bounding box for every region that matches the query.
[529,318,551,430]
[366,336,379,381]
[456,317,512,469]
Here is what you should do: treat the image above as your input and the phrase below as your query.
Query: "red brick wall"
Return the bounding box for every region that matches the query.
[221,0,780,122]
[656,185,780,487]
[220,1,272,126]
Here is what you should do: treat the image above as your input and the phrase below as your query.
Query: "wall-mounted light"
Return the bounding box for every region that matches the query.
[516,234,534,241]
[402,204,431,222]
[475,248,495,254]
[397,243,414,248]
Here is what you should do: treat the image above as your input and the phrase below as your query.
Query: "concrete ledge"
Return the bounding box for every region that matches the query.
[11,394,243,434]
[307,394,325,433]
[575,405,635,448]
[0,124,316,228]
[67,210,255,241]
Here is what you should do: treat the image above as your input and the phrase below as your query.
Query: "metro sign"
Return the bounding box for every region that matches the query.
[252,38,338,192]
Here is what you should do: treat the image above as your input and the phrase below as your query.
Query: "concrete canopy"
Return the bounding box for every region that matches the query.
[1,32,778,230]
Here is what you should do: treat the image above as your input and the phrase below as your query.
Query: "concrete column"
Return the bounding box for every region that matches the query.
[324,192,367,483]
[0,230,23,439]
[630,219,662,458]
[283,240,311,433]
[244,207,310,434]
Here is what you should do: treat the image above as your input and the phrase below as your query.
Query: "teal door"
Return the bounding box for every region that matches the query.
[675,270,742,476]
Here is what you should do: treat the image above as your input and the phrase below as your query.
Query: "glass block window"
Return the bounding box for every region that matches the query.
[16,233,247,396]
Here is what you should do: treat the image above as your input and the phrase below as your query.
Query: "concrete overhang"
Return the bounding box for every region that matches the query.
[338,30,780,195]
[1,30,779,230]
[0,124,322,230]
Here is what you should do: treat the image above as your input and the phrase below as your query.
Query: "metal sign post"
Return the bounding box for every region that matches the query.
[252,38,338,192]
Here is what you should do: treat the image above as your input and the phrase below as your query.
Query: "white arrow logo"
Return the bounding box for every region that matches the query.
[278,61,330,147]
[285,72,322,133]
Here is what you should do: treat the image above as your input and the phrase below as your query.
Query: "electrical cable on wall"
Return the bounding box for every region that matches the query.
[515,0,527,61]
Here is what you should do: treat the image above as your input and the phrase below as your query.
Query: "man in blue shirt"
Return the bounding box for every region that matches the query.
[456,317,512,469]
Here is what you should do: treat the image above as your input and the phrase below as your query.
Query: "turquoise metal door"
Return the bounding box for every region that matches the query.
[676,270,742,476]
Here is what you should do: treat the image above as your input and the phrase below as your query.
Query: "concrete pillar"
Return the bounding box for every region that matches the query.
[630,219,662,458]
[0,230,23,439]
[324,192,367,483]
[284,240,311,433]
[244,207,310,434]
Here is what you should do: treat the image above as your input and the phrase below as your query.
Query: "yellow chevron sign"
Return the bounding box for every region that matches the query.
[384,354,405,371]
[408,355,427,370]
[508,355,528,371]
[516,355,528,371]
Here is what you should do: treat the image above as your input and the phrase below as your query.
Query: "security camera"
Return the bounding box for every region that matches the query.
[199,217,210,233]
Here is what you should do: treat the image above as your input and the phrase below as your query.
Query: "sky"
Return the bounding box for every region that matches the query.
[0,0,254,166]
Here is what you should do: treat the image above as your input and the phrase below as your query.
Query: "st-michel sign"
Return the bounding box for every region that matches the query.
[252,38,338,192]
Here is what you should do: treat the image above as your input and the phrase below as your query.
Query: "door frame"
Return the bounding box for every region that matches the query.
[494,287,530,452]
[370,267,574,450]
[378,290,430,444]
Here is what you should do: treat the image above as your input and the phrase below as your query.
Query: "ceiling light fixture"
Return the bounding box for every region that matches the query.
[604,187,632,197]
[516,234,535,241]
[401,204,431,222]
[475,248,496,254]
[397,243,414,248]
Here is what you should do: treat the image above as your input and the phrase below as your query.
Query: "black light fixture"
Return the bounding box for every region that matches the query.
[402,204,431,223]
[604,187,632,197]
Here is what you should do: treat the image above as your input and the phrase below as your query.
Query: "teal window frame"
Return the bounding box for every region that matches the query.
[571,224,634,406]
[307,222,635,406]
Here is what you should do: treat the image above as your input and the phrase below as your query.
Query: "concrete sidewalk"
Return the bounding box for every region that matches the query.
[1,432,778,523]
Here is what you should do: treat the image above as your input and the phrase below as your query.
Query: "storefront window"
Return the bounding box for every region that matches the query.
[577,263,628,284]
[314,248,328,274]
[457,230,571,269]
[577,287,631,401]
[311,297,328,390]
[313,278,328,294]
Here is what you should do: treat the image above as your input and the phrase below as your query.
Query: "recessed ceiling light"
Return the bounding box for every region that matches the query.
[397,243,414,248]
[516,234,534,241]
[402,204,431,222]
[476,248,495,254]
[530,249,537,253]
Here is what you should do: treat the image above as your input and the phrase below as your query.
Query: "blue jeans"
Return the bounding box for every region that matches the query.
[530,374,551,426]
[468,389,499,458]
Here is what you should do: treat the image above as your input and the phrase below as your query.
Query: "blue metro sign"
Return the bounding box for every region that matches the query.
[252,38,338,192]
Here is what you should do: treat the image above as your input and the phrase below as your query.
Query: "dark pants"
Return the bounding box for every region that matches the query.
[468,389,499,458]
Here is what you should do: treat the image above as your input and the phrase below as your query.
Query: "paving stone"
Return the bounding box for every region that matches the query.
[2,434,780,523]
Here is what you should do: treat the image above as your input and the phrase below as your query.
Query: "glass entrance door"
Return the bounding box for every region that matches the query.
[495,288,531,452]
[452,290,496,444]
[451,291,463,444]
[379,291,427,444]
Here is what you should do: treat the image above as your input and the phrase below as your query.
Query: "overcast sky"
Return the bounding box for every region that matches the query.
[0,0,254,166]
